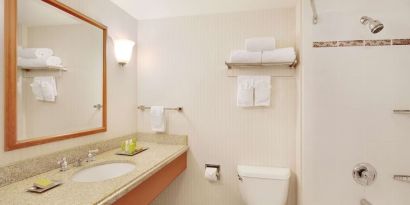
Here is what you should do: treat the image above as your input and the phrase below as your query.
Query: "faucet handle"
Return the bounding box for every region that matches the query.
[74,157,83,167]
[86,149,99,162]
[57,157,68,171]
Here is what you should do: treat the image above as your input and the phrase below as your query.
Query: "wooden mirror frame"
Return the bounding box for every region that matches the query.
[4,0,107,151]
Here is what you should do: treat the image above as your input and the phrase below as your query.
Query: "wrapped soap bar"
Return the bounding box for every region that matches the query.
[34,178,53,189]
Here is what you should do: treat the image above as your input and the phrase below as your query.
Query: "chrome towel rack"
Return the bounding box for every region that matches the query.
[137,105,183,112]
[393,110,410,114]
[393,175,410,183]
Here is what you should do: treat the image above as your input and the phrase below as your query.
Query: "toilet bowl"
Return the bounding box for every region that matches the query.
[237,165,290,205]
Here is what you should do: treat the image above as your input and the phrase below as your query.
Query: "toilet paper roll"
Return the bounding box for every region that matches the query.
[205,167,218,182]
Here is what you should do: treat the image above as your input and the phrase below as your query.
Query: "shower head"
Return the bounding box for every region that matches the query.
[360,16,384,34]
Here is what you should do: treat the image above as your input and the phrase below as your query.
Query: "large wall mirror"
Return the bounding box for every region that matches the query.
[5,0,107,151]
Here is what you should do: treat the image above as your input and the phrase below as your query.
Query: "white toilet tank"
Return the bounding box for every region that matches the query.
[237,165,290,205]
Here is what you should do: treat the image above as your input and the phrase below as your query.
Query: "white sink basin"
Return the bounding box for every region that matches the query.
[72,162,136,182]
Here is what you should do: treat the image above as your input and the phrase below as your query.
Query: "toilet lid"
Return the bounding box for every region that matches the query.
[237,165,290,180]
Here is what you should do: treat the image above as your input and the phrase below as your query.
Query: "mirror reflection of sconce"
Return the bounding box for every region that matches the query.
[114,39,135,67]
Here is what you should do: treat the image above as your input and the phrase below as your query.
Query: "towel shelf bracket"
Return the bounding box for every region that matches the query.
[137,105,183,112]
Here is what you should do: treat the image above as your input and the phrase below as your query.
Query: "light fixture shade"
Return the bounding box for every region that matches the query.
[114,39,135,65]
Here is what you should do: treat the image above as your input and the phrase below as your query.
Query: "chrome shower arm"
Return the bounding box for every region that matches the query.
[310,0,318,24]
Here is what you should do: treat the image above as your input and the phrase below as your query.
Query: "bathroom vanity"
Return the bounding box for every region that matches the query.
[0,135,188,205]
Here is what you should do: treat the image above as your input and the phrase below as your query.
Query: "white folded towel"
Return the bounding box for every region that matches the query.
[150,106,166,133]
[18,56,63,68]
[229,50,262,64]
[30,76,58,102]
[262,47,296,63]
[237,76,254,107]
[245,37,276,52]
[18,48,54,59]
[253,76,272,107]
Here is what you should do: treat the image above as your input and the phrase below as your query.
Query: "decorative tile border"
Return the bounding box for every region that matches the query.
[339,40,364,47]
[313,38,410,48]
[365,39,391,46]
[393,39,410,45]
[313,41,338,48]
[0,133,187,188]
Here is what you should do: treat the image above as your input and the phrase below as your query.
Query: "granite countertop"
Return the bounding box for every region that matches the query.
[0,142,188,205]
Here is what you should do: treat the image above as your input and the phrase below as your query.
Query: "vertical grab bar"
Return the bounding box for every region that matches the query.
[361,199,372,205]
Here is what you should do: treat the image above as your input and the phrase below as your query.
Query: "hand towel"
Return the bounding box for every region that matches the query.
[18,48,54,59]
[254,76,271,107]
[30,76,58,102]
[150,106,166,132]
[18,56,63,68]
[229,50,262,64]
[237,76,254,107]
[245,37,276,52]
[262,47,296,63]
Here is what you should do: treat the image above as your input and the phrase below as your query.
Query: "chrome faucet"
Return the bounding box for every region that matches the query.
[86,149,99,162]
[57,157,68,172]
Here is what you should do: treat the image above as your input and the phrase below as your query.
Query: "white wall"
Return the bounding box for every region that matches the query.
[301,0,410,204]
[136,9,297,205]
[0,0,139,165]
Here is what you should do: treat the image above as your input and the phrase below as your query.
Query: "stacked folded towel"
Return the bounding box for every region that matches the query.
[262,47,296,63]
[229,37,296,64]
[17,47,63,69]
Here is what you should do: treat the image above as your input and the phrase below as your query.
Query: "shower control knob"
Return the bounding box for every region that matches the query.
[353,163,377,186]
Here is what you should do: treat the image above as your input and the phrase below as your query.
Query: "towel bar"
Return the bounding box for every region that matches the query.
[225,59,298,69]
[393,110,410,114]
[393,175,410,183]
[137,105,183,112]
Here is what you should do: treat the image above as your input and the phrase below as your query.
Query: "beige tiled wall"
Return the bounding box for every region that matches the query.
[136,9,297,205]
[301,0,410,204]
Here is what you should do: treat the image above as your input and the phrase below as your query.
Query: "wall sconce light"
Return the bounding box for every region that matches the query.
[114,39,135,66]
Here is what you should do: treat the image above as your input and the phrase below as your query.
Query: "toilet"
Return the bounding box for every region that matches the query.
[237,165,290,205]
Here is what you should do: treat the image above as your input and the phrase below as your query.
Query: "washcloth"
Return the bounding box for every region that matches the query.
[30,76,58,102]
[253,76,272,107]
[150,106,166,132]
[237,76,254,107]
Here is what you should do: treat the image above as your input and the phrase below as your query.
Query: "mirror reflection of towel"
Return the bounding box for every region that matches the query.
[30,76,58,102]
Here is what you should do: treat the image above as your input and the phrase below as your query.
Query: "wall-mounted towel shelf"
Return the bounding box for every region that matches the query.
[19,66,67,78]
[19,66,67,71]
[225,59,298,69]
[137,105,183,112]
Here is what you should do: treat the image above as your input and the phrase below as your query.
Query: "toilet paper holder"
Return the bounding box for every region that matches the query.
[205,164,220,180]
